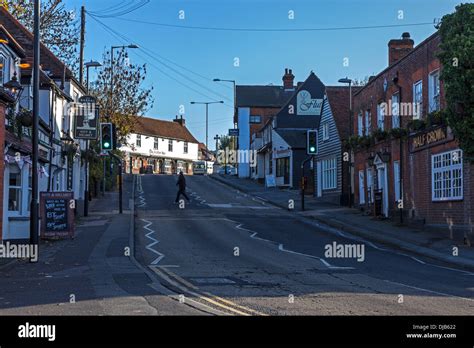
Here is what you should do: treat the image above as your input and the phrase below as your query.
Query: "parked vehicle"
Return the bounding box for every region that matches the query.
[217,165,237,175]
[193,161,207,175]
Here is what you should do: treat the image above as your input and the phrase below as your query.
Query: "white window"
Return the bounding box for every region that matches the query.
[429,70,440,112]
[391,93,400,128]
[168,139,173,152]
[377,103,385,130]
[432,150,463,201]
[136,134,141,147]
[393,161,401,203]
[184,141,188,154]
[250,115,262,124]
[322,122,329,141]
[154,137,158,150]
[413,80,423,119]
[358,170,365,204]
[366,168,374,203]
[365,110,371,135]
[357,112,363,136]
[322,158,337,190]
[8,166,22,212]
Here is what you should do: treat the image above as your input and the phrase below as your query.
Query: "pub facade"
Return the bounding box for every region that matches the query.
[352,31,473,243]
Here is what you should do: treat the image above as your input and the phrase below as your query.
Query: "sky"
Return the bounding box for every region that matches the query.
[67,0,464,149]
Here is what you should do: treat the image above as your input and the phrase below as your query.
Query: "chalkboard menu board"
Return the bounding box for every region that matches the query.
[40,192,75,239]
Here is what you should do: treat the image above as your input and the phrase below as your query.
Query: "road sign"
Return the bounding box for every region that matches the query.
[229,128,239,137]
[73,96,99,139]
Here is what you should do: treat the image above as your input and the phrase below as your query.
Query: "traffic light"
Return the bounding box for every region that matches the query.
[307,130,317,155]
[100,123,113,151]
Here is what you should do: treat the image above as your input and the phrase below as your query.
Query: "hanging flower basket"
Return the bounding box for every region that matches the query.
[17,108,33,127]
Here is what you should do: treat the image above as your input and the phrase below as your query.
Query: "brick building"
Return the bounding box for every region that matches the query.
[235,69,296,178]
[353,31,473,243]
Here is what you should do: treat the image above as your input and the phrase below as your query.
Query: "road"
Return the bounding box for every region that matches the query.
[133,174,474,315]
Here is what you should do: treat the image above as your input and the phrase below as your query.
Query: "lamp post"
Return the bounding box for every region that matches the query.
[29,0,40,257]
[213,78,237,174]
[83,60,102,217]
[106,44,138,199]
[338,77,353,208]
[190,100,224,152]
[85,60,102,93]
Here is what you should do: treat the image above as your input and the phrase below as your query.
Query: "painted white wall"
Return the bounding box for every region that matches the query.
[121,133,199,162]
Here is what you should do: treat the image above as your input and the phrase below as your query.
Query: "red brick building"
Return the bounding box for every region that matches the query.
[352,32,473,243]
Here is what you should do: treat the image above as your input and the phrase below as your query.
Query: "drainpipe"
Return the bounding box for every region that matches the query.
[47,85,55,191]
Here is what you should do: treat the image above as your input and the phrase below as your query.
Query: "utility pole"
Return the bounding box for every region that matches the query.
[214,134,220,154]
[30,0,40,258]
[79,6,85,86]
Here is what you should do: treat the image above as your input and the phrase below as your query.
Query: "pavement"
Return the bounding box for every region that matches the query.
[209,173,474,271]
[0,175,203,315]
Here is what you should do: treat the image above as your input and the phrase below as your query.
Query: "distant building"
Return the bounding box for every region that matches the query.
[121,115,200,175]
[235,69,296,178]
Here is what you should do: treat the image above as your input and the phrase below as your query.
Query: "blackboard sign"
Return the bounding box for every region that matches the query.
[40,192,75,239]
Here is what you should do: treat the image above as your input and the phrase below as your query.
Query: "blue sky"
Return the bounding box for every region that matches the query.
[68,0,463,149]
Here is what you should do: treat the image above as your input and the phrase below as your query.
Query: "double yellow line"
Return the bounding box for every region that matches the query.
[150,266,267,316]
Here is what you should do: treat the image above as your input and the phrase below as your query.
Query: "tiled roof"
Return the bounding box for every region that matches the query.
[133,116,199,143]
[236,85,294,107]
[0,7,77,82]
[325,86,361,139]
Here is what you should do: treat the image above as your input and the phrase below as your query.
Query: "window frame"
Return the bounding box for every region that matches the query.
[431,150,463,201]
[153,137,159,150]
[249,115,262,124]
[184,141,188,154]
[322,122,330,141]
[391,93,400,128]
[168,139,173,152]
[413,80,423,119]
[357,112,364,136]
[428,70,440,112]
[136,134,141,147]
[377,103,385,130]
[322,157,337,190]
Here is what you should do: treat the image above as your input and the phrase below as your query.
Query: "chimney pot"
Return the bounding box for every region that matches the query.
[282,68,295,90]
[388,32,414,65]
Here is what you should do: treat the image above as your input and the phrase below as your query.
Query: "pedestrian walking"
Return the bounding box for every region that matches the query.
[175,171,190,203]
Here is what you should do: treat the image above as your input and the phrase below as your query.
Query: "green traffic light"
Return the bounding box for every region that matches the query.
[104,142,110,149]
[310,146,316,153]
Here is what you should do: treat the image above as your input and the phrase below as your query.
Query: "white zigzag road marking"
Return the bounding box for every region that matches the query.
[227,219,355,270]
[142,218,165,265]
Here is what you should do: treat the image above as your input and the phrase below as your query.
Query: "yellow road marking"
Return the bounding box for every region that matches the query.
[151,266,266,316]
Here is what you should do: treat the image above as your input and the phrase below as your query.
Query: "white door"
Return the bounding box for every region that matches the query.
[317,161,322,197]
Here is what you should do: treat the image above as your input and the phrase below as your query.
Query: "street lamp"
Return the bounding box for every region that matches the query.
[85,60,102,93]
[30,0,40,258]
[338,77,353,208]
[190,101,224,152]
[4,72,24,104]
[213,78,237,174]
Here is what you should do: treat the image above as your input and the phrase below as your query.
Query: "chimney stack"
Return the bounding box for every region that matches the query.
[282,68,295,90]
[388,32,414,65]
[173,114,186,127]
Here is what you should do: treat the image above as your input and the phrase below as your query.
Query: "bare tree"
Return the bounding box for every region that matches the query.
[2,0,80,73]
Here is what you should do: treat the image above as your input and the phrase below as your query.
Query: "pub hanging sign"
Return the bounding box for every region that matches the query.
[410,126,453,152]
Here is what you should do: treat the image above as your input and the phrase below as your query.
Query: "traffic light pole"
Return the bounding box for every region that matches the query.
[109,152,123,214]
[300,156,314,211]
